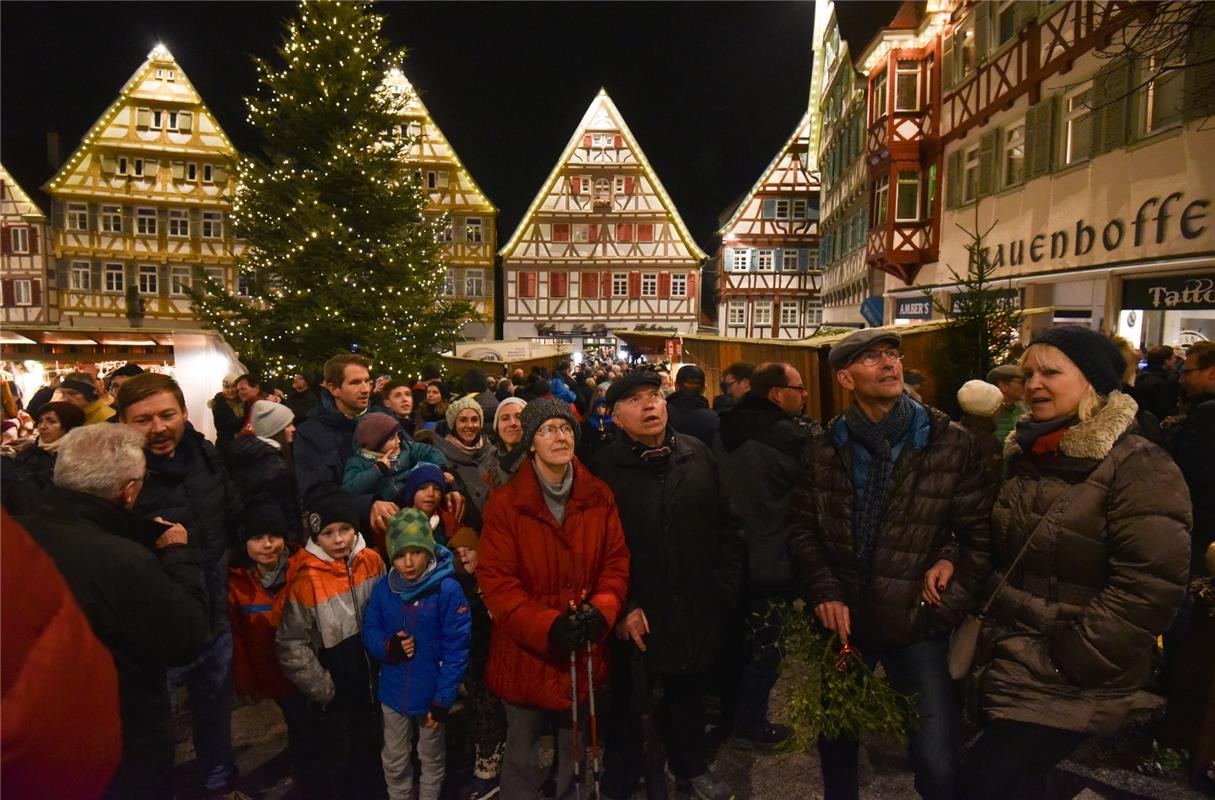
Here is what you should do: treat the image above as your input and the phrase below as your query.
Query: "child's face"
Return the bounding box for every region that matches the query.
[316,523,357,559]
[413,483,442,515]
[393,547,431,581]
[383,436,401,458]
[456,546,479,574]
[246,533,285,566]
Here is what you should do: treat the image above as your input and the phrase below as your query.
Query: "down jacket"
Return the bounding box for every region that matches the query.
[977,391,1191,736]
[479,458,630,710]
[363,546,471,717]
[227,555,297,701]
[787,401,996,649]
[276,536,385,705]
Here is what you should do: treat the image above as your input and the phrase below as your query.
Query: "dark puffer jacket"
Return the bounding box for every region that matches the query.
[225,435,301,542]
[294,393,374,530]
[1,442,57,516]
[590,432,745,674]
[714,394,820,593]
[977,391,1191,736]
[665,389,720,447]
[787,402,995,649]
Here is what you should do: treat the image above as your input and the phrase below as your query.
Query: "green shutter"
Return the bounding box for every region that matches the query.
[1184,4,1215,120]
[946,150,962,209]
[1025,97,1056,179]
[978,129,999,197]
[1092,58,1130,155]
[974,2,991,64]
[942,32,955,92]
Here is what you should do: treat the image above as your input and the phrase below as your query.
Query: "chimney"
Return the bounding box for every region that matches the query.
[46,126,61,170]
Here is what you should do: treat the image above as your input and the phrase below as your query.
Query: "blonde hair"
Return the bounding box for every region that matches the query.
[1019,344,1105,421]
[1109,336,1139,387]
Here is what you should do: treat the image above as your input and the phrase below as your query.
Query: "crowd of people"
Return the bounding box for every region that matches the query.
[1,329,1212,800]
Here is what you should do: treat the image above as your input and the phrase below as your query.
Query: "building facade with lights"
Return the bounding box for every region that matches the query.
[385,70,498,341]
[498,90,706,347]
[43,45,244,330]
[715,111,824,339]
[885,0,1215,347]
[1,166,57,325]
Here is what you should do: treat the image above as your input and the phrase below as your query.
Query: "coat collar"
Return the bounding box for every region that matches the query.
[512,456,603,524]
[39,484,169,549]
[1003,390,1138,461]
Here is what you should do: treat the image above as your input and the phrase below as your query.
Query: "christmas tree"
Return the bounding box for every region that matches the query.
[189,0,472,377]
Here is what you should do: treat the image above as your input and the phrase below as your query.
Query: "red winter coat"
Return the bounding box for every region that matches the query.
[479,458,629,710]
[228,555,298,701]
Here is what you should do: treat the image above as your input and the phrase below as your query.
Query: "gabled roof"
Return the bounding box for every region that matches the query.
[716,110,818,236]
[0,164,47,219]
[45,44,236,193]
[499,88,706,260]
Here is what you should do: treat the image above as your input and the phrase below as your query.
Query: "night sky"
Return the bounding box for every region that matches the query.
[1,1,898,249]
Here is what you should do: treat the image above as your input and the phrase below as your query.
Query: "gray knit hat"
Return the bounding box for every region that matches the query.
[520,397,580,452]
[445,395,484,431]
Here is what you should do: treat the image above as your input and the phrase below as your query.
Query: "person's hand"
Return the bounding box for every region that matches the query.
[614,608,650,652]
[576,603,607,642]
[922,559,955,606]
[370,500,400,537]
[446,491,466,525]
[443,471,456,486]
[386,632,414,662]
[267,393,283,403]
[814,601,851,646]
[152,518,188,549]
[548,612,582,654]
[425,705,447,728]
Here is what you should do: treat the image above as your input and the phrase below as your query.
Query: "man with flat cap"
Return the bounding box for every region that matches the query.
[591,370,745,800]
[787,329,995,800]
[986,363,1026,443]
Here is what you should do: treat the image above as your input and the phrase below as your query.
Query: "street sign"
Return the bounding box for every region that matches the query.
[860,297,884,327]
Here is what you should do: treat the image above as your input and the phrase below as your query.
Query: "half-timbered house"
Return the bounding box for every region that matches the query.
[499,89,705,346]
[1,166,56,325]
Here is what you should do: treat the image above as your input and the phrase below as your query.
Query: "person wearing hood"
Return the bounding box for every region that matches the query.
[210,374,245,454]
[714,362,821,751]
[226,399,302,542]
[277,491,386,799]
[119,372,245,797]
[577,394,616,464]
[433,396,496,529]
[2,400,85,515]
[961,327,1190,799]
[955,379,1004,484]
[364,508,471,800]
[57,371,115,425]
[665,364,720,446]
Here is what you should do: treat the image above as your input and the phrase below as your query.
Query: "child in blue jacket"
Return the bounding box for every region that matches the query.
[364,508,471,800]
[342,412,448,505]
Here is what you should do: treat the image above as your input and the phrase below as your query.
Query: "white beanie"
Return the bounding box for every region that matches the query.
[493,396,527,432]
[251,399,294,439]
[957,379,1004,417]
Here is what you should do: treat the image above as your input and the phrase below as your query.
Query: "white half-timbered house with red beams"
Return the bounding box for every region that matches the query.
[716,111,823,340]
[1,165,57,324]
[499,89,706,345]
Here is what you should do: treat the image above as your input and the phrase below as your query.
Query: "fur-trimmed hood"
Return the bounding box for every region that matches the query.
[1003,390,1139,461]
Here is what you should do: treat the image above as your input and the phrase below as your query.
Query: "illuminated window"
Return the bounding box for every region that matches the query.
[1004,119,1025,186]
[13,280,31,305]
[465,269,484,297]
[71,262,91,291]
[895,61,920,111]
[871,70,888,123]
[9,227,28,253]
[873,174,890,225]
[963,145,980,202]
[1142,55,1183,134]
[67,203,88,231]
[101,205,122,233]
[895,171,920,222]
[465,217,483,244]
[728,300,745,325]
[1064,85,1093,165]
[168,209,189,237]
[756,250,775,271]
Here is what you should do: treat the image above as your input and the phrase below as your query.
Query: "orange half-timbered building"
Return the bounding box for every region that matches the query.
[1,166,57,325]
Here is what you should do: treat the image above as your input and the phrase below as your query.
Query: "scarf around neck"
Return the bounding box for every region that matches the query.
[627,428,676,468]
[539,462,574,526]
[38,436,64,454]
[844,393,915,564]
[1013,414,1078,456]
[445,433,484,458]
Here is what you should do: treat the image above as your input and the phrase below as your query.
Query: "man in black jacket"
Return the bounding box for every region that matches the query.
[20,424,212,800]
[714,362,820,750]
[591,370,745,800]
[1175,341,1215,574]
[665,364,720,446]
[1135,344,1180,422]
[118,372,242,796]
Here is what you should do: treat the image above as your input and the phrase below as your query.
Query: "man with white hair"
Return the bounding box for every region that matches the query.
[18,424,212,800]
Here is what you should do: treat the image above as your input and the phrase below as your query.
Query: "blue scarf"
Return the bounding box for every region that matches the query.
[844,394,915,564]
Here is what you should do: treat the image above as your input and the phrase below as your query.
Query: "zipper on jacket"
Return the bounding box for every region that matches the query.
[346,560,375,704]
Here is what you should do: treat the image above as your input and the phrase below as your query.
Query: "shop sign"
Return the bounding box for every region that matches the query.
[894,297,933,320]
[949,288,1021,312]
[1122,275,1215,310]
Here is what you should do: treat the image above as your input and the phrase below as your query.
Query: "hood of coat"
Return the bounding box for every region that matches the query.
[718,393,789,453]
[300,531,368,573]
[226,434,282,469]
[1003,390,1138,461]
[38,484,172,550]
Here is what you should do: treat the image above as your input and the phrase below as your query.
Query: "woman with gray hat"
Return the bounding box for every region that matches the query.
[960,326,1191,799]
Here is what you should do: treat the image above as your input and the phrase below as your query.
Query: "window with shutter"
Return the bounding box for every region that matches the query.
[942,31,956,92]
[213,166,228,184]
[136,107,152,129]
[658,273,671,299]
[612,273,628,297]
[582,272,599,298]
[978,130,998,197]
[553,223,570,242]
[1141,55,1184,135]
[637,224,654,242]
[1092,60,1130,155]
[623,176,634,194]
[628,272,641,299]
[1,280,13,306]
[974,1,991,64]
[616,223,633,242]
[100,154,117,174]
[762,200,777,219]
[1184,4,1215,120]
[688,272,696,299]
[582,134,593,148]
[671,273,688,297]
[946,150,962,209]
[178,111,193,132]
[31,279,41,307]
[1024,98,1056,179]
[518,271,536,298]
[1063,85,1093,165]
[550,272,568,298]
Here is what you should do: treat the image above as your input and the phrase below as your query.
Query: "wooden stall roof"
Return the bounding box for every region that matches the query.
[439,352,563,381]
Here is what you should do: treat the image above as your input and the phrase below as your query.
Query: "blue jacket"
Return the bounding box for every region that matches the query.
[550,375,577,404]
[831,399,933,495]
[341,430,446,502]
[363,545,471,717]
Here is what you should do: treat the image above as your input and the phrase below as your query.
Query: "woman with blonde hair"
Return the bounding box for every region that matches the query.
[959,326,1190,799]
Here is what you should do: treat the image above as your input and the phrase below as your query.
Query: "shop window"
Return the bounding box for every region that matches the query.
[1064,84,1093,165]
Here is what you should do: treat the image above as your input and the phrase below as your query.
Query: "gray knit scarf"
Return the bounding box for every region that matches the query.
[844,393,915,564]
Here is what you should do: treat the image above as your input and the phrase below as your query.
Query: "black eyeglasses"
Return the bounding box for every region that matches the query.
[776,384,807,393]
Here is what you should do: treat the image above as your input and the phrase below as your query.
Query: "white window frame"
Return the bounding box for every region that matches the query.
[9,227,29,254]
[168,110,180,131]
[995,0,1018,48]
[136,207,157,236]
[872,69,888,123]
[895,171,921,222]
[203,164,214,184]
[133,158,145,178]
[792,198,809,219]
[805,299,824,326]
[962,145,980,203]
[727,300,746,326]
[67,203,88,231]
[13,279,32,306]
[579,174,592,195]
[1003,119,1026,187]
[756,250,775,272]
[104,263,124,293]
[101,205,122,233]
[70,261,91,291]
[782,250,800,272]
[591,133,614,148]
[465,217,483,244]
[1142,54,1184,135]
[171,266,192,296]
[204,267,224,287]
[202,211,223,239]
[895,60,921,112]
[731,249,750,271]
[613,176,627,195]
[573,224,590,243]
[151,109,164,130]
[775,199,790,219]
[442,269,456,297]
[138,265,158,295]
[671,273,688,297]
[641,272,658,297]
[780,300,800,325]
[1063,84,1093,166]
[612,273,628,297]
[168,209,189,238]
[874,174,890,225]
[117,156,129,176]
[594,178,611,204]
[754,300,773,326]
[465,269,484,298]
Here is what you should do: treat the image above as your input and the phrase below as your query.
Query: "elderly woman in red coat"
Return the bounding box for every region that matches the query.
[478,398,630,800]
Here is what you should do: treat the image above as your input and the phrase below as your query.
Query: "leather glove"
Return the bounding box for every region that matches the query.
[548,612,582,654]
[576,603,607,643]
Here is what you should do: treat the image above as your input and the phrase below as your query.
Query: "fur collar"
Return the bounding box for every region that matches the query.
[1003,390,1138,461]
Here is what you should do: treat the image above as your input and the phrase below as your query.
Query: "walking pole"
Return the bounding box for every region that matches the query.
[585,639,603,799]
[569,602,582,800]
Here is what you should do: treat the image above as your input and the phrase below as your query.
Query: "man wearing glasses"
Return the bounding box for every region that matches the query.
[787,328,995,800]
[591,370,745,800]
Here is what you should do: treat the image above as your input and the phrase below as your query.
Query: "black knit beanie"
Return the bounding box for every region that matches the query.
[520,397,580,452]
[1029,327,1126,396]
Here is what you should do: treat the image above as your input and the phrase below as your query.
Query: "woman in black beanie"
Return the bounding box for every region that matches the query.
[959,326,1191,799]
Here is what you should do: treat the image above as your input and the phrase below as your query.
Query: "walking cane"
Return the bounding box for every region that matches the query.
[585,639,602,799]
[569,602,583,800]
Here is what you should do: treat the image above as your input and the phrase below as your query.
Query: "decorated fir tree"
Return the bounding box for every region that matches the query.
[189,0,471,376]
